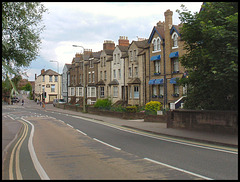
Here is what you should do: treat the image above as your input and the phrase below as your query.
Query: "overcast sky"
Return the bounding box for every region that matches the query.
[24,2,202,81]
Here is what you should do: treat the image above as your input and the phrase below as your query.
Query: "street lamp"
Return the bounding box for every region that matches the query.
[72,45,86,112]
[50,60,60,99]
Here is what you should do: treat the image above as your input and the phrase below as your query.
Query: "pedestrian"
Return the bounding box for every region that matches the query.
[37,99,39,104]
[40,101,42,107]
[21,99,24,106]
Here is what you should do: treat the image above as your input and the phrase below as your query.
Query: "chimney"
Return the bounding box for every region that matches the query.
[164,9,173,31]
[156,21,165,28]
[41,69,45,75]
[84,49,92,55]
[103,40,115,50]
[118,36,129,47]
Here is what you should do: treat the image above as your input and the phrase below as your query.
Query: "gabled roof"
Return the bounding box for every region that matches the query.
[41,69,60,76]
[127,78,141,84]
[148,26,165,44]
[108,79,119,85]
[96,79,105,85]
[117,45,129,52]
[170,25,181,36]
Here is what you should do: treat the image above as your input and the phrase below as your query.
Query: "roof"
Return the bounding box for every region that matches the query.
[133,39,149,49]
[148,26,165,44]
[96,79,105,85]
[170,24,182,36]
[127,78,141,84]
[41,69,60,76]
[117,45,129,52]
[108,79,119,85]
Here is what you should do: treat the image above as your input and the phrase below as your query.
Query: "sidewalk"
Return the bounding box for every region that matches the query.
[28,100,238,148]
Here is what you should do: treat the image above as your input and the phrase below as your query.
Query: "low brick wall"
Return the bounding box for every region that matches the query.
[144,114,167,123]
[167,109,238,133]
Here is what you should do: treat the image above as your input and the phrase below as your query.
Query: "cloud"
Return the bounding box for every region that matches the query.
[26,2,203,81]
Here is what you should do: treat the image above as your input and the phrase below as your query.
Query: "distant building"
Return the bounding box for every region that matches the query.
[35,69,62,103]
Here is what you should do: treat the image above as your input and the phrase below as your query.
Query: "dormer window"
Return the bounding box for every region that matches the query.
[152,37,161,52]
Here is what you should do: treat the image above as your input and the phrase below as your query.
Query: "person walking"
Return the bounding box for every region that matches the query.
[21,99,24,106]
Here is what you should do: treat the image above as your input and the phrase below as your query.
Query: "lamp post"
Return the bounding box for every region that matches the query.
[50,60,60,99]
[72,45,86,112]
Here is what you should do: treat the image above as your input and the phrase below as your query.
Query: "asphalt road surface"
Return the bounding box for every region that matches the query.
[2,102,238,180]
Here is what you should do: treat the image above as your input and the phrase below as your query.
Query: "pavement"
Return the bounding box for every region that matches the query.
[2,95,238,162]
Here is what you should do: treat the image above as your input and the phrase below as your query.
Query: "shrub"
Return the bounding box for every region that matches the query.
[94,98,112,110]
[126,106,137,113]
[145,101,162,114]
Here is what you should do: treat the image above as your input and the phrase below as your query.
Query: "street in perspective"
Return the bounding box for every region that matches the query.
[2,2,238,180]
[2,94,238,180]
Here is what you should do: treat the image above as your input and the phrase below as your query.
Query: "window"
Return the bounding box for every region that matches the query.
[100,87,104,97]
[118,69,121,79]
[51,84,55,92]
[103,57,106,66]
[154,61,160,73]
[173,58,179,72]
[104,71,107,81]
[89,60,93,68]
[79,87,83,96]
[88,72,91,83]
[173,34,178,47]
[113,69,116,79]
[159,85,164,96]
[71,87,75,96]
[101,58,103,67]
[42,75,45,82]
[80,74,82,84]
[153,39,157,51]
[91,87,96,97]
[152,85,157,96]
[49,75,53,82]
[129,67,132,77]
[42,85,45,93]
[92,72,94,83]
[117,54,120,64]
[134,50,137,60]
[87,87,90,97]
[114,54,116,65]
[130,51,133,61]
[134,86,139,98]
[113,86,118,97]
[174,85,179,94]
[157,38,161,50]
[55,75,58,82]
[135,67,138,77]
[100,71,102,80]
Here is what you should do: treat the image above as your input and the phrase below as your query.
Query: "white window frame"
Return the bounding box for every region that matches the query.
[51,84,55,92]
[172,32,178,49]
[134,86,139,99]
[154,60,160,73]
[100,86,104,97]
[113,86,118,97]
[152,85,157,96]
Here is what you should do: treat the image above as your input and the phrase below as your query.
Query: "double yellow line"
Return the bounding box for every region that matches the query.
[9,120,28,180]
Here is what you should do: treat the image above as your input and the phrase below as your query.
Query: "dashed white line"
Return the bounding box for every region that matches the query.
[76,129,87,136]
[93,138,121,150]
[144,158,213,180]
[66,123,73,128]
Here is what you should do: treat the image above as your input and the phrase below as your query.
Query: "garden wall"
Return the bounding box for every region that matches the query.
[166,109,238,133]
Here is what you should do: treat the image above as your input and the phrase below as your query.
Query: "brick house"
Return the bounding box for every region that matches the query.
[109,36,129,105]
[146,9,187,109]
[125,39,149,106]
[96,40,115,99]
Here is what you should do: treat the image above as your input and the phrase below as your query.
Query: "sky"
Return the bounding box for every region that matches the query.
[24,2,203,81]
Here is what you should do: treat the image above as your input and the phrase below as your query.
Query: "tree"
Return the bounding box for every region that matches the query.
[177,2,238,110]
[21,82,32,91]
[2,2,47,96]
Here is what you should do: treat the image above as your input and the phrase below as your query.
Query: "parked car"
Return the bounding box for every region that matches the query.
[11,96,20,103]
[53,99,66,107]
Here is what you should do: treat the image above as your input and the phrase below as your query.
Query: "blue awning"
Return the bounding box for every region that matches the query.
[170,77,178,84]
[155,79,164,85]
[169,51,179,58]
[150,55,161,61]
[148,79,156,85]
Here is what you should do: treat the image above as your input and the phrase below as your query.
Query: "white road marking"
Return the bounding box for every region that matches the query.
[93,138,121,150]
[7,115,15,120]
[66,123,73,128]
[76,129,87,136]
[68,114,237,154]
[21,118,50,180]
[144,158,213,180]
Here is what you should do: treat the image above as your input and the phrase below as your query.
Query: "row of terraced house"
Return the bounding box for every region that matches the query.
[61,9,188,109]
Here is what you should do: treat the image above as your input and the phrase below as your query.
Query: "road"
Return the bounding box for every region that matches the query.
[2,97,238,180]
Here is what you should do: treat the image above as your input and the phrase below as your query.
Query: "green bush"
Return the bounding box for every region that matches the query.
[145,101,162,114]
[126,106,137,113]
[94,98,112,110]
